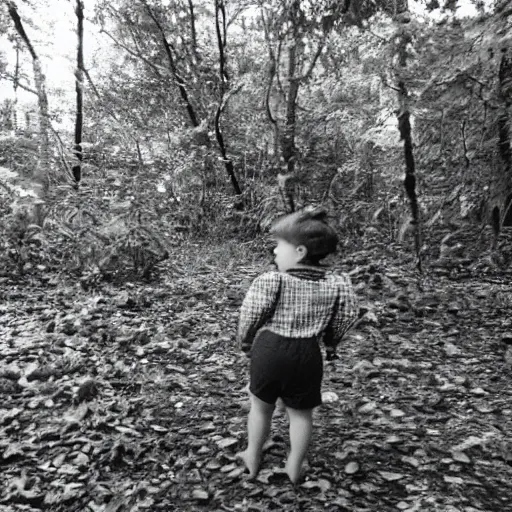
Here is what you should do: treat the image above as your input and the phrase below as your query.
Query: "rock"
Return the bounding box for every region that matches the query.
[344,461,359,474]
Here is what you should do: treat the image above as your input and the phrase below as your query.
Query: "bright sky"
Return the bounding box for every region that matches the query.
[0,0,494,130]
[0,0,104,129]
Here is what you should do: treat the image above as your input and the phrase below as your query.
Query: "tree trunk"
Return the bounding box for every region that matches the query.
[282,45,299,176]
[13,40,20,132]
[7,1,50,193]
[142,0,200,128]
[187,0,199,62]
[278,1,302,213]
[395,10,422,272]
[214,0,242,196]
[73,0,85,187]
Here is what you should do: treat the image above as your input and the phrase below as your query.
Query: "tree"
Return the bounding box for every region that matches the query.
[5,0,50,193]
[73,0,85,186]
[260,0,350,211]
[393,7,422,270]
[95,0,243,197]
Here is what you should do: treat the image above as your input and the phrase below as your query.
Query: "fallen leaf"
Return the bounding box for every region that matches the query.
[0,407,21,425]
[114,425,142,437]
[401,456,420,468]
[444,342,461,356]
[220,463,237,473]
[379,471,404,481]
[359,402,377,414]
[451,451,471,464]
[451,433,495,452]
[256,468,274,484]
[226,467,245,479]
[192,488,209,501]
[53,453,66,468]
[385,435,403,445]
[301,479,332,492]
[150,424,168,433]
[3,443,24,461]
[216,437,238,449]
[444,475,464,485]
[321,391,339,403]
[474,403,495,414]
[73,452,89,467]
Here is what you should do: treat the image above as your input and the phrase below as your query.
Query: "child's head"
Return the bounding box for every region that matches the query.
[269,206,338,271]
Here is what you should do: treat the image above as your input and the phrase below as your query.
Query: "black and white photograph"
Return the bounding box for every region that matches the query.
[0,0,511,510]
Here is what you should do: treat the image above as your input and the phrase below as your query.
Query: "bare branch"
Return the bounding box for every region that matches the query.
[100,28,165,78]
[0,71,38,95]
[295,38,326,82]
[140,0,200,127]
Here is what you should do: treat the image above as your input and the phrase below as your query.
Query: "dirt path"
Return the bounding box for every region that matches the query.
[0,256,511,512]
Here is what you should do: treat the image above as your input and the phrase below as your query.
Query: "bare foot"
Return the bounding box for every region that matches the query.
[235,450,260,479]
[284,458,307,484]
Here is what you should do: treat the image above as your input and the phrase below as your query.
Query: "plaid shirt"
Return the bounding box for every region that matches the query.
[238,267,357,355]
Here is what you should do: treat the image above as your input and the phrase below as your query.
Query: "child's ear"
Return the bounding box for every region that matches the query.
[296,245,308,260]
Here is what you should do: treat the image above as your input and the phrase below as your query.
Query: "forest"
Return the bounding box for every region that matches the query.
[0,0,511,511]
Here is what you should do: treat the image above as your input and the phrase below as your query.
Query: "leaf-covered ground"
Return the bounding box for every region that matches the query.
[1,242,511,512]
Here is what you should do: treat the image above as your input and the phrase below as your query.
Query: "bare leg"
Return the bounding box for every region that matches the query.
[285,407,313,484]
[237,392,275,478]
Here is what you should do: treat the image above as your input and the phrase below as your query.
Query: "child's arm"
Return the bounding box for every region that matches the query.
[323,274,358,360]
[237,272,281,356]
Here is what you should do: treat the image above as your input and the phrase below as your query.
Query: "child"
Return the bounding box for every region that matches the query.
[236,206,358,484]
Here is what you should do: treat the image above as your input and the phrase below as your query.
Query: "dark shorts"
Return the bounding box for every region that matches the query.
[249,329,323,410]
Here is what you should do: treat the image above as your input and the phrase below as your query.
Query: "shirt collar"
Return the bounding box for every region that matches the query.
[286,266,328,281]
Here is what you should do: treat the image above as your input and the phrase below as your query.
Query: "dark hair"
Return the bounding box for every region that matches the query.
[269,206,338,264]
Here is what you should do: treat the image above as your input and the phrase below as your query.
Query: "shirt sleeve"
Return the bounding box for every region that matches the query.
[323,274,358,351]
[237,272,281,355]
